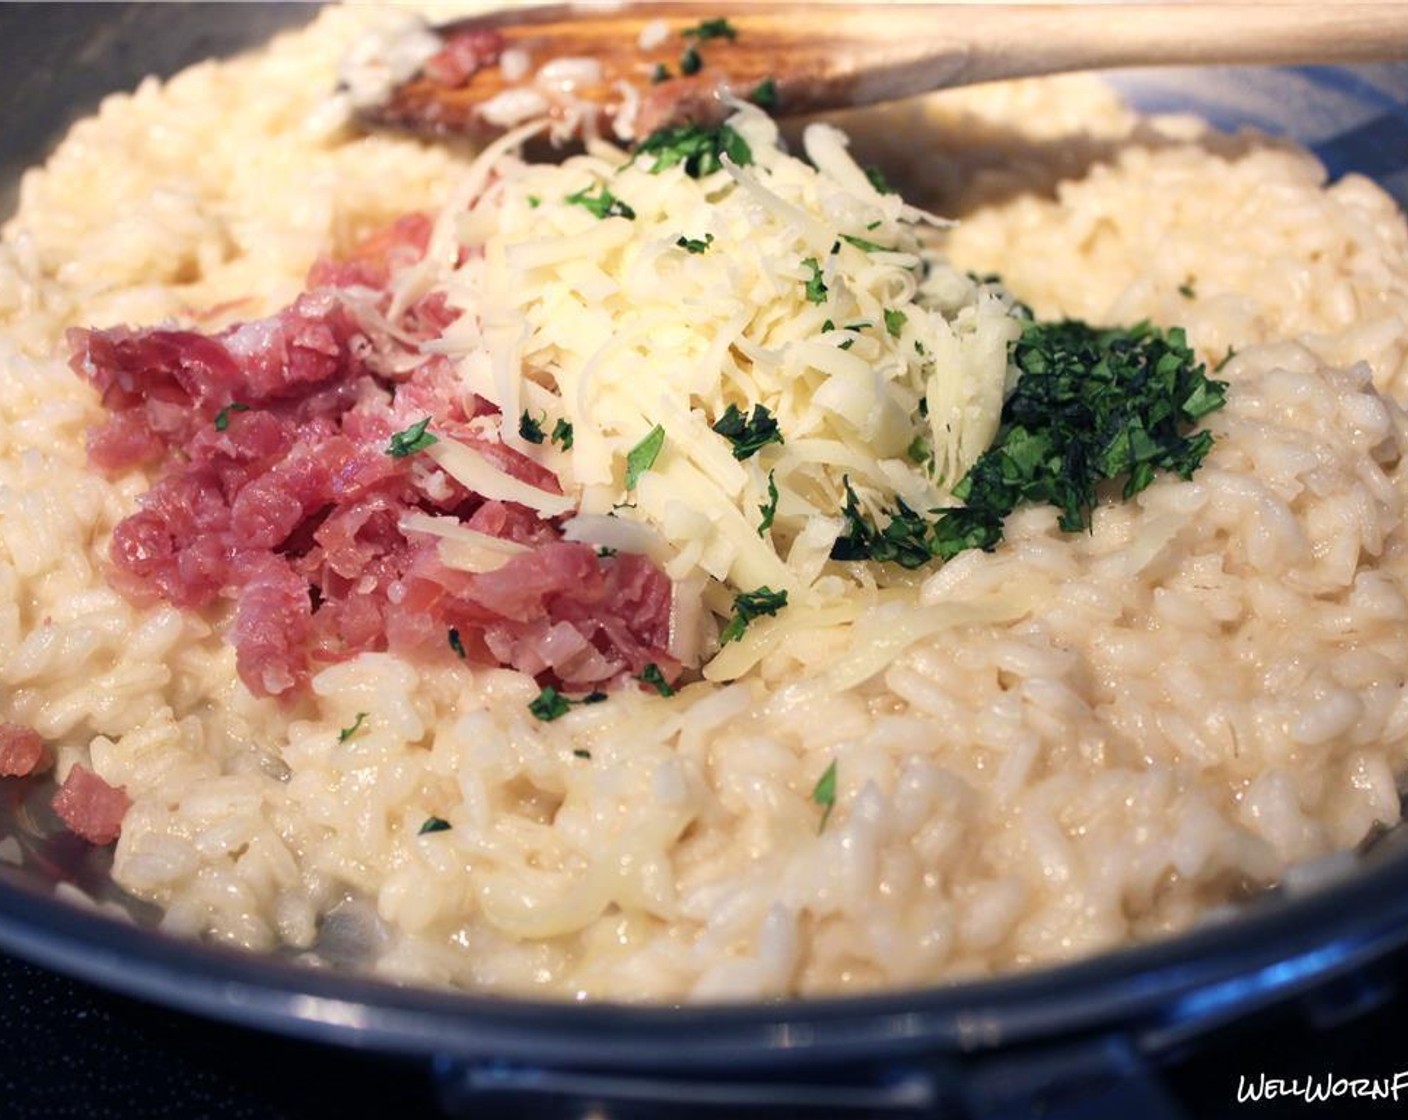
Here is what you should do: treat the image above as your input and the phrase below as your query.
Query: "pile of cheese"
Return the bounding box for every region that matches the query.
[391,105,1026,677]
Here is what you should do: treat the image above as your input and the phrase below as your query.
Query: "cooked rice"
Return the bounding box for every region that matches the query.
[1,5,1406,1000]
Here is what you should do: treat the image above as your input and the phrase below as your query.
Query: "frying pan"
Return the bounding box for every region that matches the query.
[4,5,1408,1116]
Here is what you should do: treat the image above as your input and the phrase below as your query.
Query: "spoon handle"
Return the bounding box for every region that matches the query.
[747,4,1408,111]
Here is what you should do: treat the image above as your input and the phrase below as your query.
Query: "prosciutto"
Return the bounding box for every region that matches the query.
[70,216,676,698]
[52,765,130,846]
[0,723,49,777]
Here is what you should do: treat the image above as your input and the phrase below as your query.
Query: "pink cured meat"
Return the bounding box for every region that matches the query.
[52,765,130,846]
[0,723,49,777]
[70,217,678,698]
[422,29,505,88]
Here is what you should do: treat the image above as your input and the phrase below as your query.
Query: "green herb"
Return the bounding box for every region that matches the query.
[915,340,928,356]
[528,686,606,722]
[527,194,541,208]
[683,17,738,40]
[748,77,778,109]
[864,164,897,195]
[448,628,466,659]
[676,233,714,254]
[884,308,908,338]
[651,62,671,83]
[757,469,779,536]
[680,45,703,75]
[551,418,574,450]
[635,122,752,177]
[831,320,1228,567]
[638,662,677,697]
[719,586,788,645]
[802,258,827,304]
[845,321,871,331]
[418,816,451,835]
[573,748,592,759]
[841,233,887,253]
[711,403,783,460]
[337,712,369,743]
[519,411,546,444]
[812,759,838,833]
[597,546,617,558]
[1178,279,1197,299]
[821,319,835,333]
[386,417,437,458]
[838,338,855,351]
[625,425,665,489]
[866,220,882,231]
[1215,346,1237,372]
[566,184,636,220]
[907,434,932,469]
[213,402,250,431]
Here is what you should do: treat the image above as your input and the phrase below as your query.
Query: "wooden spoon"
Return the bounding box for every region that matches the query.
[355,3,1408,143]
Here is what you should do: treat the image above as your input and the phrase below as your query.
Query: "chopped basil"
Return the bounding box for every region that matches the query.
[597,546,617,558]
[884,308,908,338]
[573,748,592,759]
[213,402,251,431]
[802,258,827,304]
[683,17,737,40]
[1178,280,1197,299]
[748,77,778,109]
[566,184,636,220]
[418,816,452,835]
[812,759,838,833]
[448,628,466,659]
[386,417,437,458]
[551,418,574,450]
[719,586,788,645]
[676,233,714,254]
[529,686,607,722]
[821,318,835,333]
[519,411,546,444]
[625,425,665,489]
[527,194,541,208]
[337,712,369,743]
[680,44,702,75]
[635,122,752,178]
[757,469,779,536]
[651,62,671,83]
[638,662,677,697]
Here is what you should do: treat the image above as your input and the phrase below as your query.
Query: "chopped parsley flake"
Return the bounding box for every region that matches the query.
[566,184,636,220]
[757,469,779,536]
[711,403,783,460]
[519,411,546,444]
[676,233,714,254]
[573,748,592,759]
[680,44,702,75]
[719,586,788,645]
[448,628,466,659]
[841,233,888,253]
[527,194,541,208]
[551,418,574,450]
[651,62,671,83]
[802,258,827,304]
[1215,346,1237,372]
[884,308,908,338]
[635,122,752,178]
[418,816,452,835]
[213,402,250,431]
[386,417,437,458]
[812,760,838,833]
[528,686,607,722]
[749,77,778,109]
[625,425,665,489]
[864,164,897,195]
[1178,279,1197,299]
[638,663,677,697]
[683,17,737,40]
[831,320,1228,567]
[337,712,369,743]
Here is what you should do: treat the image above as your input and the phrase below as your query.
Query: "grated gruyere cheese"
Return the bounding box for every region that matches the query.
[408,104,1027,674]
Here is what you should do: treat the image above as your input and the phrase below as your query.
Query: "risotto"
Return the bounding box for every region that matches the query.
[1,5,1407,1001]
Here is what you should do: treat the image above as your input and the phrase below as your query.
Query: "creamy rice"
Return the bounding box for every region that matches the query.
[2,6,1407,1000]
